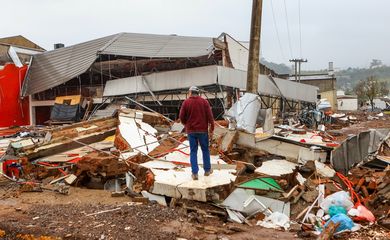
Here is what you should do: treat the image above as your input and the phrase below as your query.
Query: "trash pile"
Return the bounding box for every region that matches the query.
[296,109,389,131]
[1,98,389,239]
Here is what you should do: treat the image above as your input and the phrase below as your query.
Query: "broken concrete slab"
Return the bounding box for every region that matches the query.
[255,160,298,176]
[314,161,336,178]
[141,190,167,206]
[117,111,159,154]
[219,130,238,153]
[150,168,236,202]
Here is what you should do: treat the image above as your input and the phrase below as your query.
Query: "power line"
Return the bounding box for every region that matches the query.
[283,0,294,58]
[298,0,303,58]
[270,0,286,61]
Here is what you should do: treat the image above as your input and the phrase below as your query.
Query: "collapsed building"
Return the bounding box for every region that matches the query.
[4,32,388,239]
[21,32,318,124]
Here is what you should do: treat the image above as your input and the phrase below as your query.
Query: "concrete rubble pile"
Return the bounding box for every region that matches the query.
[1,104,390,239]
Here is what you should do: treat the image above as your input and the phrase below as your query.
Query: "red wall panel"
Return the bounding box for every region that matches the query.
[0,64,30,127]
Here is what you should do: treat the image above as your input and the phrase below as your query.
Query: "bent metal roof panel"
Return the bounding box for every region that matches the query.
[22,32,214,96]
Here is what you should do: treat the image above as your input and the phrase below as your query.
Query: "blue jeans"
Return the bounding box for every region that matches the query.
[188,133,211,175]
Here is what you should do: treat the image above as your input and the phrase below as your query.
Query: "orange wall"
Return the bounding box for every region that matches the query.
[0,64,30,127]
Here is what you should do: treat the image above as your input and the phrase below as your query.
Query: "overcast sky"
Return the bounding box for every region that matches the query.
[2,0,390,70]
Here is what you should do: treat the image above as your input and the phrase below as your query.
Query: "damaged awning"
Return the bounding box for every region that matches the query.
[21,33,214,96]
[103,65,319,103]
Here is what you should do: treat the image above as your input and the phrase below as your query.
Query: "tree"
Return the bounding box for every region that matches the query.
[354,76,389,110]
[370,59,383,69]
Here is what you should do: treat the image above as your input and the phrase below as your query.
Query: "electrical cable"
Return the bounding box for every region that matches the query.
[283,0,294,58]
[298,0,303,58]
[270,0,286,61]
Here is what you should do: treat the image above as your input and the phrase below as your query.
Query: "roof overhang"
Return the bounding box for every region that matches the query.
[21,33,215,97]
[103,65,319,103]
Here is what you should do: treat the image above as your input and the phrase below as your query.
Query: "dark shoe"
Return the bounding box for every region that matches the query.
[192,174,199,180]
[204,169,213,176]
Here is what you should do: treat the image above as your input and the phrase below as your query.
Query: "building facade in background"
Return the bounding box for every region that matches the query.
[288,71,337,111]
[337,90,358,111]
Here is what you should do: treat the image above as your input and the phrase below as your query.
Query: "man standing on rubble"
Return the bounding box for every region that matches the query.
[179,86,215,180]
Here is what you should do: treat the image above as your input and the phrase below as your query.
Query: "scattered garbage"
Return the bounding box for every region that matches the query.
[257,212,290,230]
[324,213,355,233]
[349,204,376,223]
[328,205,347,217]
[320,191,354,213]
[0,108,389,239]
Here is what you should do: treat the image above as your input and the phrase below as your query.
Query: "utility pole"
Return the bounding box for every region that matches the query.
[289,58,307,83]
[246,0,263,93]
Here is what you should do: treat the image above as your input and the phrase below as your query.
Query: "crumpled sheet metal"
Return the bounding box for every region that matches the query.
[331,129,390,174]
[222,188,290,217]
[225,93,261,134]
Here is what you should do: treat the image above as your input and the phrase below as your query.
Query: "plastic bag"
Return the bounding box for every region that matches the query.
[348,204,375,223]
[320,191,353,213]
[329,205,347,217]
[256,212,290,230]
[324,213,354,233]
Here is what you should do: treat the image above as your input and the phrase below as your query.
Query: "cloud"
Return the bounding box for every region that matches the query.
[2,0,389,70]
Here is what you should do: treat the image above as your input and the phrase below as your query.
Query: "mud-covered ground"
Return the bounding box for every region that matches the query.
[1,115,390,240]
[1,185,388,240]
[0,184,299,240]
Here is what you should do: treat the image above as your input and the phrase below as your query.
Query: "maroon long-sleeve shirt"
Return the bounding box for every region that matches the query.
[179,96,215,133]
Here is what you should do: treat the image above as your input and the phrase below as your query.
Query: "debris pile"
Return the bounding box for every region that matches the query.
[1,105,390,239]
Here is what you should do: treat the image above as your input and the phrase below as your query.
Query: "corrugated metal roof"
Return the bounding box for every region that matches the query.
[22,33,214,96]
[101,33,213,58]
[22,34,116,96]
